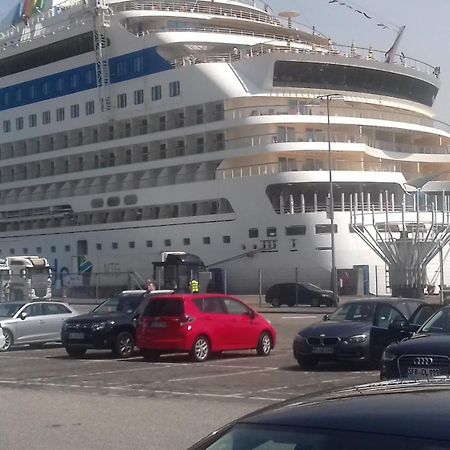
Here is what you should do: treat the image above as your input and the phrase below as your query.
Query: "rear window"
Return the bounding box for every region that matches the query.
[143,299,184,317]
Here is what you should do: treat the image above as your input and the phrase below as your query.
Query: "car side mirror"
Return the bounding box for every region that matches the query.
[323,314,330,321]
[20,312,27,320]
[388,319,409,332]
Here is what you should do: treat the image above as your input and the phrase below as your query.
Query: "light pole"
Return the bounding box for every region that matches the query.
[317,94,341,304]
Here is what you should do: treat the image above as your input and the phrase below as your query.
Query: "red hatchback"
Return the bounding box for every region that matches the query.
[136,294,276,362]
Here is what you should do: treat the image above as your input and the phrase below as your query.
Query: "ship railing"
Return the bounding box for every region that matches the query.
[0,0,88,47]
[273,193,448,215]
[225,105,450,135]
[158,29,436,78]
[114,0,281,26]
[329,43,437,77]
[216,160,405,181]
[224,133,450,156]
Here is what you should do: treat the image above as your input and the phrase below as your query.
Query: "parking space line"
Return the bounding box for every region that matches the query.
[282,316,318,319]
[167,367,277,382]
[0,379,285,402]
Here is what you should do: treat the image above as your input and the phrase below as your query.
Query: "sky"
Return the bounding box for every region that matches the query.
[0,0,449,122]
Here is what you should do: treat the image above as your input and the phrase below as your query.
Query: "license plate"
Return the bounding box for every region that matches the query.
[150,321,167,328]
[68,332,84,339]
[312,346,334,354]
[407,367,441,379]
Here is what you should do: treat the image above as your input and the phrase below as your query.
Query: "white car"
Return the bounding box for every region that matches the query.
[0,301,78,351]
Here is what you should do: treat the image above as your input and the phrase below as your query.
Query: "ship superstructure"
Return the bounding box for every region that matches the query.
[0,0,449,294]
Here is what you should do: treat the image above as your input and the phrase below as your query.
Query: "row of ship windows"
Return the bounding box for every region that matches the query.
[0,224,338,255]
[2,236,231,256]
[1,82,180,132]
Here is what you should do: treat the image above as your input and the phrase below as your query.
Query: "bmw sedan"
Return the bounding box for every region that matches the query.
[188,379,450,450]
[381,306,450,380]
[0,301,78,351]
[293,297,425,369]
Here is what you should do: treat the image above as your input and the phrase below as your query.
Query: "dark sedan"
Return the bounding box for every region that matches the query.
[265,282,336,307]
[381,305,450,380]
[188,379,450,450]
[293,297,426,369]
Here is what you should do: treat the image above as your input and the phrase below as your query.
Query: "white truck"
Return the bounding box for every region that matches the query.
[0,256,52,302]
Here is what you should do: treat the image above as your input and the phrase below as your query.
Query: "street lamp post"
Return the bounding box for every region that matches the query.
[318,94,340,304]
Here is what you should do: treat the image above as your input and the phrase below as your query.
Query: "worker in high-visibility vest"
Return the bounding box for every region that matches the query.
[190,279,199,293]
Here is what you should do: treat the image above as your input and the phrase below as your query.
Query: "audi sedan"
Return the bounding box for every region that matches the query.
[188,379,450,450]
[0,301,78,351]
[293,297,425,369]
[381,306,450,380]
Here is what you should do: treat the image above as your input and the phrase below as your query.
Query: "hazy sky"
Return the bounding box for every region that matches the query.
[0,0,449,122]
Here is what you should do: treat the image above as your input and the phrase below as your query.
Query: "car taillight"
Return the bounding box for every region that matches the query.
[180,315,195,327]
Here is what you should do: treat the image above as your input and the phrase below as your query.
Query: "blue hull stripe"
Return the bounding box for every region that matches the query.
[0,47,172,112]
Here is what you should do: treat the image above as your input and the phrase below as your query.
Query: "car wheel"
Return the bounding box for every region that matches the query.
[297,355,318,370]
[287,299,296,307]
[113,331,135,358]
[256,332,272,356]
[141,349,160,361]
[65,346,87,358]
[191,335,210,362]
[0,329,13,352]
[271,298,281,307]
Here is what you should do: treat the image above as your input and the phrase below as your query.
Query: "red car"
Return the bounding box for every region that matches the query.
[136,293,276,362]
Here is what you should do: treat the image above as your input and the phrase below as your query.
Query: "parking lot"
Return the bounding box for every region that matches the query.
[0,305,380,450]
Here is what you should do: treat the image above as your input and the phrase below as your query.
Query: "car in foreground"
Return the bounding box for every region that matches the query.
[293,297,426,369]
[61,289,171,358]
[265,282,336,307]
[136,293,276,362]
[0,301,78,351]
[381,305,450,380]
[187,378,450,449]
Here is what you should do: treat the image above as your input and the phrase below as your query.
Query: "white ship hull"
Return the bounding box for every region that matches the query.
[0,0,449,295]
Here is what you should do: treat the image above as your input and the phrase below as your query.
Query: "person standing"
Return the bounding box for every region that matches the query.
[146,279,156,295]
[190,279,199,293]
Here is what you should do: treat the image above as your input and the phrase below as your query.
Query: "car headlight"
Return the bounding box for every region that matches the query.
[92,321,114,331]
[382,347,398,362]
[347,334,368,344]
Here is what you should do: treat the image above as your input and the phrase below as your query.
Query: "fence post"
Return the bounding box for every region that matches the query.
[224,268,227,294]
[258,268,262,307]
[295,267,299,305]
[96,272,99,300]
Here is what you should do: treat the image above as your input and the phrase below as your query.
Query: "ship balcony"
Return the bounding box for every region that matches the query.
[226,106,450,135]
[114,0,281,27]
[225,133,450,156]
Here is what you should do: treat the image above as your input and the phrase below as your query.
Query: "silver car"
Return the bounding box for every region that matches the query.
[0,301,78,351]
[0,326,5,348]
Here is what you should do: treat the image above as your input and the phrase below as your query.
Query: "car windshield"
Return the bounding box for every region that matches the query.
[420,309,450,334]
[328,302,375,322]
[0,302,26,318]
[92,296,142,314]
[201,423,450,449]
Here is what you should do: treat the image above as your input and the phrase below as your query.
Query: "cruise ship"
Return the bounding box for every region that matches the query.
[0,0,449,295]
